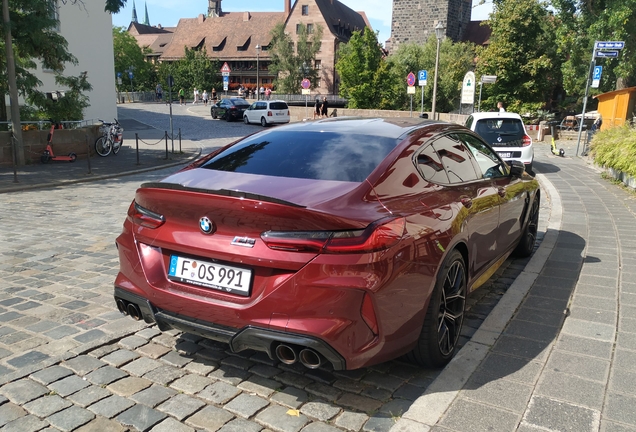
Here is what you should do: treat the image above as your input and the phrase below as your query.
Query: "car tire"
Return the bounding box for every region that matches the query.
[211,109,217,119]
[260,117,268,127]
[525,163,533,175]
[226,113,233,122]
[407,250,466,368]
[513,193,540,257]
[244,115,250,125]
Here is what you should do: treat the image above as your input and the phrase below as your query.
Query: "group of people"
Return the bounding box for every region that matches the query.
[236,85,272,100]
[313,97,330,119]
[175,87,218,106]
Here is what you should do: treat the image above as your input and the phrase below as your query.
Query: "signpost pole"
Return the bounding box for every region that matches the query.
[575,46,597,157]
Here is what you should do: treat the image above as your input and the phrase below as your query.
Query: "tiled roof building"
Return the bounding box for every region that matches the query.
[127,22,175,63]
[129,0,370,95]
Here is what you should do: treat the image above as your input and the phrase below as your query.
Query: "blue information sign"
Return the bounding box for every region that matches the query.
[595,41,625,50]
[595,50,619,58]
[593,66,602,80]
[128,71,133,79]
[418,70,427,81]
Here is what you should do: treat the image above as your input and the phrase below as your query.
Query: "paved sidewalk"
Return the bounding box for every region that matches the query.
[391,142,636,431]
[0,121,201,194]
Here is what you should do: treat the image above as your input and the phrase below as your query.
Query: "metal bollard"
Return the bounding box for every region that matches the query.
[165,131,168,159]
[86,134,92,174]
[135,133,140,165]
[179,128,182,153]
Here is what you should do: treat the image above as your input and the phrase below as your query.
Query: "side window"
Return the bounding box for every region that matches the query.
[431,135,480,183]
[456,133,508,178]
[415,144,449,184]
[465,115,473,129]
[257,102,267,110]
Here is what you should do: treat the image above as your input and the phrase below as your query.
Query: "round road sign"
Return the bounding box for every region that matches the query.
[301,78,311,89]
[407,72,416,86]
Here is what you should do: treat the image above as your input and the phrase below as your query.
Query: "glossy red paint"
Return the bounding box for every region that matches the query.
[114,118,539,370]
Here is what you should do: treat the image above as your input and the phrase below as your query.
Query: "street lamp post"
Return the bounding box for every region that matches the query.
[255,44,261,100]
[431,21,445,119]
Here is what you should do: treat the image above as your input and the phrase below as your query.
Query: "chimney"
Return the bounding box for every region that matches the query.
[284,0,291,17]
[198,13,205,23]
[244,11,251,21]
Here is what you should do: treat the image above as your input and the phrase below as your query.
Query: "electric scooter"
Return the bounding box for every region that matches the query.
[41,120,77,163]
[549,122,565,157]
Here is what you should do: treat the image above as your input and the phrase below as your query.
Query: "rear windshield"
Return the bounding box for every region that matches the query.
[474,118,526,146]
[201,130,398,182]
[269,102,288,110]
[232,99,250,107]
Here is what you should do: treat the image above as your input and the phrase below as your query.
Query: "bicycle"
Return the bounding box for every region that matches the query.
[95,119,124,157]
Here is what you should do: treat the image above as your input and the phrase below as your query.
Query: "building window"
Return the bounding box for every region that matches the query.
[307,23,314,34]
[302,5,308,15]
[315,60,321,70]
[296,23,303,34]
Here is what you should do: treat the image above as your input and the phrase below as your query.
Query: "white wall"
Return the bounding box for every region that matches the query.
[34,0,117,122]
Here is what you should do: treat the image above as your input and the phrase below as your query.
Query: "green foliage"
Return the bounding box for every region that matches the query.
[476,0,562,112]
[28,72,93,121]
[0,0,76,122]
[336,28,393,108]
[388,37,476,112]
[268,22,323,93]
[156,47,221,96]
[589,125,636,178]
[113,26,156,91]
[553,0,636,98]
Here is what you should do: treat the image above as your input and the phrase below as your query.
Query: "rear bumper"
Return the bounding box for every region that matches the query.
[114,286,346,370]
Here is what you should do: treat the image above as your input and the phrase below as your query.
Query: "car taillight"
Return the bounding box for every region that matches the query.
[261,217,405,254]
[287,110,290,115]
[361,293,378,335]
[267,111,273,117]
[522,135,532,146]
[127,201,165,229]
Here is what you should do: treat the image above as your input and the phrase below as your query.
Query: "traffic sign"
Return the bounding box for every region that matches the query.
[418,70,427,86]
[595,41,624,50]
[301,78,311,89]
[220,62,231,73]
[407,72,416,86]
[595,50,619,58]
[117,72,122,78]
[222,72,230,77]
[128,71,133,79]
[592,66,602,88]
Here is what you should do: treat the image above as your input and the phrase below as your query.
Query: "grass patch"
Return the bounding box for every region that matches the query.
[589,125,636,178]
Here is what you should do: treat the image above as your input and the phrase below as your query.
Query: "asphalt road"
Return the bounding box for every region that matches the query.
[0,103,550,432]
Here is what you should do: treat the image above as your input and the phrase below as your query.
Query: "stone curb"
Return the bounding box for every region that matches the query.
[390,171,562,431]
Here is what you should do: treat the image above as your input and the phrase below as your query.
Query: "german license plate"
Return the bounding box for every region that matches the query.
[498,152,512,158]
[168,255,252,296]
[275,112,284,116]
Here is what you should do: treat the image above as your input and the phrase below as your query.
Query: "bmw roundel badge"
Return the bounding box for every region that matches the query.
[199,216,215,234]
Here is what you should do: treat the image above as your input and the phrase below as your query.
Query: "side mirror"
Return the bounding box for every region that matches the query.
[509,160,525,178]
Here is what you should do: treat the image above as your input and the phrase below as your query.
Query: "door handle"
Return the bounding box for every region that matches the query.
[460,197,473,208]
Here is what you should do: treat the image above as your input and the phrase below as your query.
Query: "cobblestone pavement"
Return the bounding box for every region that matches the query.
[0,103,550,432]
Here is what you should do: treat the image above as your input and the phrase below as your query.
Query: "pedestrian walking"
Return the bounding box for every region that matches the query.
[212,88,217,101]
[178,88,185,105]
[155,83,163,103]
[320,96,328,118]
[259,86,265,99]
[497,101,506,112]
[313,98,321,120]
[193,88,199,104]
[202,90,209,106]
[265,87,271,100]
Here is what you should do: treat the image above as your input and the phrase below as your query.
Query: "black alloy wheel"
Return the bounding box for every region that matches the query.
[514,193,540,257]
[436,258,466,357]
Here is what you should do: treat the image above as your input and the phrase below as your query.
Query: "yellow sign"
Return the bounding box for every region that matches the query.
[407,86,416,94]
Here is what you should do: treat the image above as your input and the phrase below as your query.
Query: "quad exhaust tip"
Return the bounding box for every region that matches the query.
[299,348,323,369]
[116,298,128,315]
[275,344,298,365]
[127,303,142,320]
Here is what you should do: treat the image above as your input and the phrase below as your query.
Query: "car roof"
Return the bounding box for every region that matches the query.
[259,117,456,140]
[469,112,523,120]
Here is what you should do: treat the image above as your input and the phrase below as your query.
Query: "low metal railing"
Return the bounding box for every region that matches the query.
[0,119,97,130]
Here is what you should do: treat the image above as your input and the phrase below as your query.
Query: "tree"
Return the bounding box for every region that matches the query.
[268,22,323,93]
[336,28,401,109]
[0,0,76,123]
[28,72,92,121]
[552,0,636,99]
[388,37,476,112]
[475,0,562,113]
[157,47,221,96]
[113,26,155,91]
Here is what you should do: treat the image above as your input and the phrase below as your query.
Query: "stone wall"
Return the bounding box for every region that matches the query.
[0,126,101,166]
[288,106,468,124]
[390,0,471,53]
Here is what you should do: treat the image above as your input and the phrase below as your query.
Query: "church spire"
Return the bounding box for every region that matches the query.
[143,2,150,25]
[131,0,138,23]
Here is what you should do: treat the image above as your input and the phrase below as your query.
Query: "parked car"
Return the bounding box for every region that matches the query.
[244,100,290,127]
[114,118,540,370]
[211,98,251,121]
[465,112,534,173]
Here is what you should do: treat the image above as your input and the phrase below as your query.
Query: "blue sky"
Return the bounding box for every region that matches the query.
[113,0,493,46]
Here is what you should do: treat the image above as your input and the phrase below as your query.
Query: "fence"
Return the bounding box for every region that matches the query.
[0,119,96,131]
